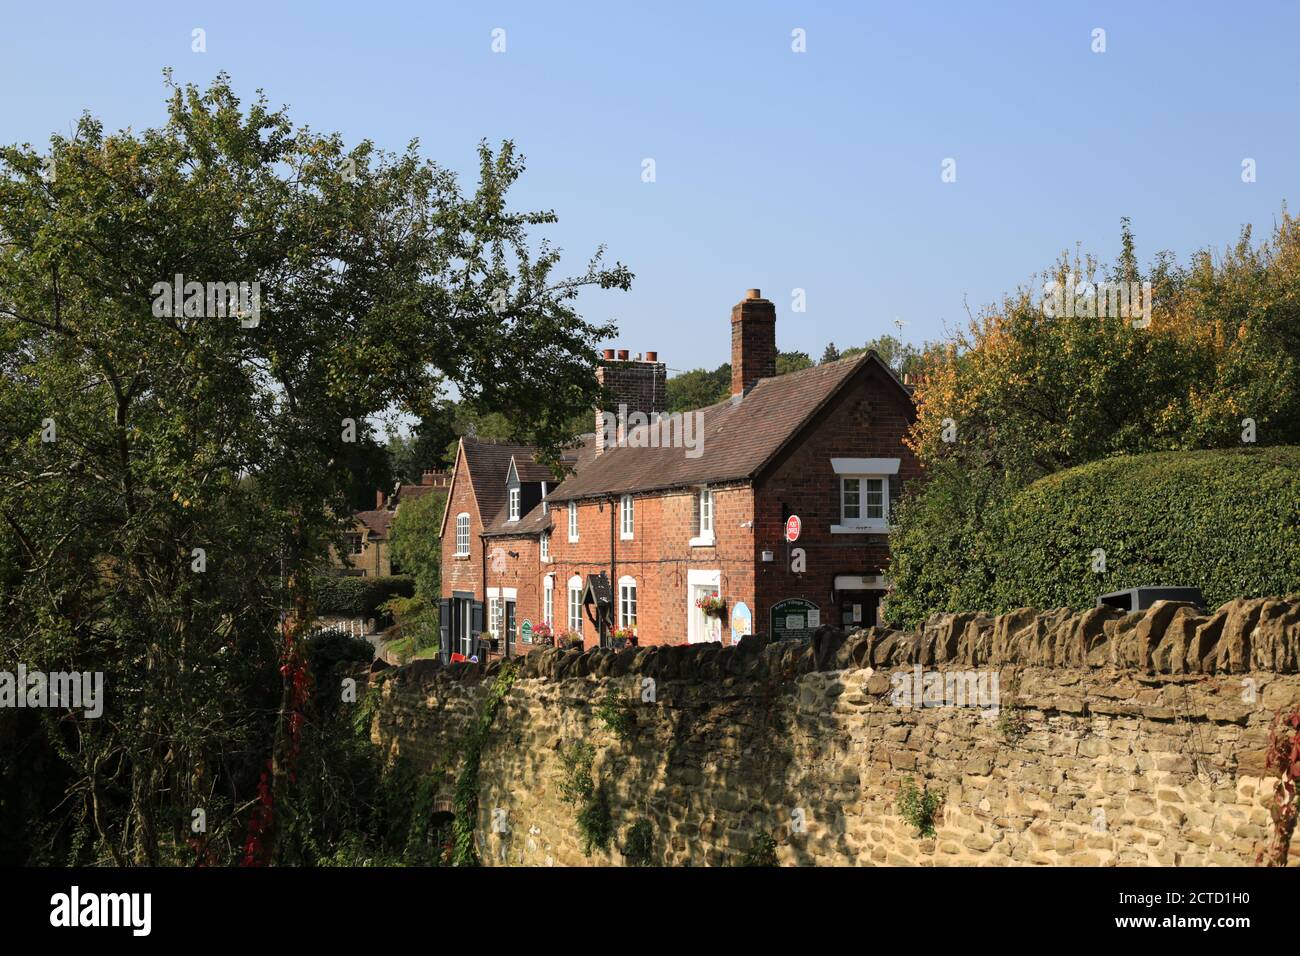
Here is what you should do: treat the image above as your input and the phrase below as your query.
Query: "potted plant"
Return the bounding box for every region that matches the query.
[610,626,635,650]
[695,593,726,617]
[532,622,555,647]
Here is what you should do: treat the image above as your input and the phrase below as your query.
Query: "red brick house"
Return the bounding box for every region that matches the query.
[437,437,593,658]
[438,288,919,658]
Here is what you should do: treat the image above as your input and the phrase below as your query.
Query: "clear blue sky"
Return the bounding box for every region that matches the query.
[3,1,1298,375]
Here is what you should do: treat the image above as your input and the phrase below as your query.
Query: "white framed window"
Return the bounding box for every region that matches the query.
[620,495,634,540]
[838,475,889,530]
[690,485,714,546]
[567,574,583,634]
[543,576,554,626]
[541,482,548,514]
[568,500,579,542]
[508,486,521,521]
[488,596,503,638]
[618,575,637,629]
[455,513,470,555]
[539,531,550,562]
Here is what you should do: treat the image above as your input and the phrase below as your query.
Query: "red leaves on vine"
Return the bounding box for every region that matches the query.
[1259,707,1300,866]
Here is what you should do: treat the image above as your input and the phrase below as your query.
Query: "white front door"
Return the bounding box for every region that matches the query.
[687,569,722,644]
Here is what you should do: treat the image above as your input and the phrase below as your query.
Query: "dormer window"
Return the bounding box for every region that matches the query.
[508,486,521,521]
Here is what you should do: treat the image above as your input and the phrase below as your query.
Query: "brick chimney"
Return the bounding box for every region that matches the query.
[731,288,777,396]
[375,489,385,509]
[594,350,668,454]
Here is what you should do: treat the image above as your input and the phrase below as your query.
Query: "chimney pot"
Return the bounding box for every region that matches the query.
[645,350,658,362]
[602,348,615,361]
[746,288,761,300]
[616,349,629,361]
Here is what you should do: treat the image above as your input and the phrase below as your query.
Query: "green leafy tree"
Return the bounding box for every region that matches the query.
[776,350,812,375]
[388,490,446,603]
[665,365,731,413]
[0,72,630,864]
[893,215,1300,622]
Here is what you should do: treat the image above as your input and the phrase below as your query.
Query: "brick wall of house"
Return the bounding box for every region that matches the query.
[753,361,921,632]
[441,454,484,601]
[482,534,544,654]
[545,483,756,648]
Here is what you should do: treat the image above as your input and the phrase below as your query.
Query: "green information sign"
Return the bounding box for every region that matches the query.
[521,620,533,644]
[770,599,820,642]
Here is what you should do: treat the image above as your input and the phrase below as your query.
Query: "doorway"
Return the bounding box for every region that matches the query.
[687,569,722,644]
[838,590,882,629]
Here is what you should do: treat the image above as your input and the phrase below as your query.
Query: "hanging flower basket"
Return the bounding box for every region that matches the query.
[610,626,636,650]
[695,593,727,617]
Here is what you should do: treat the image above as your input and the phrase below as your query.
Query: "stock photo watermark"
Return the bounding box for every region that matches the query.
[0,665,103,718]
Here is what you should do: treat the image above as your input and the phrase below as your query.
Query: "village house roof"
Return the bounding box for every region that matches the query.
[545,351,911,502]
[439,436,594,539]
[353,508,394,540]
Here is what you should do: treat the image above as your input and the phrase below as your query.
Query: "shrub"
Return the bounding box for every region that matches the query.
[739,833,778,867]
[622,819,654,866]
[594,686,635,741]
[897,777,942,838]
[313,574,414,620]
[986,447,1300,613]
[557,741,596,806]
[576,785,613,857]
[890,447,1300,624]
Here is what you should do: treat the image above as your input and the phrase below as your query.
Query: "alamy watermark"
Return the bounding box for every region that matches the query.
[889,665,999,718]
[1,664,103,718]
[150,274,261,327]
[1041,275,1152,328]
[599,403,704,459]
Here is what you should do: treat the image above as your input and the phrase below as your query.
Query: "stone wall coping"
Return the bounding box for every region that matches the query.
[377,596,1300,690]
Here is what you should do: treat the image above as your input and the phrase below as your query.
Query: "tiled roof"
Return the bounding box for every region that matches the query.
[395,483,436,502]
[354,509,393,540]
[482,502,553,537]
[546,352,908,501]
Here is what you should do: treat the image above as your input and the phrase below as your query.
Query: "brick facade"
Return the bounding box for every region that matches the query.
[437,290,919,658]
[753,360,921,633]
[441,454,485,601]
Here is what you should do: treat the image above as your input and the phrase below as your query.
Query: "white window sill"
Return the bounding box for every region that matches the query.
[454,552,471,559]
[620,533,634,541]
[831,524,890,534]
[689,535,716,547]
[568,536,579,544]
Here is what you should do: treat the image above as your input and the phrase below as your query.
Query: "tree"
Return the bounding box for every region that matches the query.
[892,214,1300,622]
[388,490,446,604]
[0,72,630,864]
[776,350,812,375]
[820,342,840,363]
[665,364,731,413]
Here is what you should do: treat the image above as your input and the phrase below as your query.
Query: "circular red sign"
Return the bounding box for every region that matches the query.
[785,515,801,542]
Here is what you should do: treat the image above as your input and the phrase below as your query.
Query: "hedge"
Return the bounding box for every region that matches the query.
[313,574,414,620]
[888,446,1300,625]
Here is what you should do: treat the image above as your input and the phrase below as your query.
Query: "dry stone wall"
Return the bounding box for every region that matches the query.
[372,597,1300,866]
